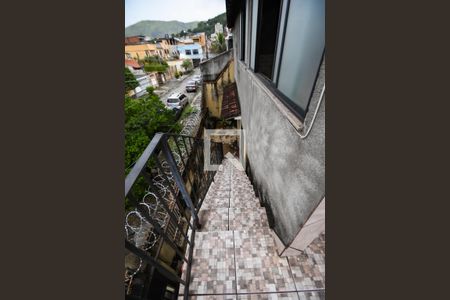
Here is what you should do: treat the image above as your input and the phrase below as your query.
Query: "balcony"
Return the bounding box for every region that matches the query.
[125,132,325,299]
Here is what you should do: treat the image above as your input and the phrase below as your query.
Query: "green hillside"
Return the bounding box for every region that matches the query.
[125,20,199,38]
[125,12,227,39]
[191,12,227,36]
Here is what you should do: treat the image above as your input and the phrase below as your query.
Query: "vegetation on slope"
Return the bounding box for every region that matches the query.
[125,20,198,38]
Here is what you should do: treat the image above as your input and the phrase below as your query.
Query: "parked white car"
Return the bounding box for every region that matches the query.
[166,93,188,110]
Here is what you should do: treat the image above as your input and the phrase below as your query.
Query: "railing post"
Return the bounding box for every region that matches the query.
[160,135,201,229]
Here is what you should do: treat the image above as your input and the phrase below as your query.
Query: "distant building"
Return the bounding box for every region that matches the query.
[125,59,158,98]
[177,43,204,67]
[191,32,207,53]
[215,23,224,35]
[124,35,151,45]
[125,43,159,60]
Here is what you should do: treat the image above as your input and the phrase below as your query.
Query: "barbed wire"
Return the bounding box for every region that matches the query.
[125,90,204,289]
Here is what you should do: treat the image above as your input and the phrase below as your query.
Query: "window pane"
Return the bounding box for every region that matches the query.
[254,0,282,79]
[277,0,325,114]
[250,0,258,69]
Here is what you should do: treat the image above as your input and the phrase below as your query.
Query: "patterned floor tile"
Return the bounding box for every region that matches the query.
[237,292,299,299]
[234,229,278,258]
[188,231,236,294]
[229,208,269,230]
[202,196,230,209]
[287,234,325,291]
[198,208,229,231]
[231,186,255,198]
[180,155,325,298]
[230,194,260,208]
[235,255,296,293]
[179,296,237,300]
[234,230,296,293]
[297,290,325,300]
[206,187,230,199]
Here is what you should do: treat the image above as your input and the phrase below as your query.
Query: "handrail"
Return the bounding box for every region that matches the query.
[124,132,223,300]
[125,133,164,197]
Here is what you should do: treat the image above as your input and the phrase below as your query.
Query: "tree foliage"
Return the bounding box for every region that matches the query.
[211,33,227,54]
[125,68,139,92]
[125,93,179,172]
[181,59,193,71]
[142,55,169,73]
[191,13,227,36]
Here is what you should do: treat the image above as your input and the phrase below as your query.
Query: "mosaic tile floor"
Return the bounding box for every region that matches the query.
[181,156,325,299]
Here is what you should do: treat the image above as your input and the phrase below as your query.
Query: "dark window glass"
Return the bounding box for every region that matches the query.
[193,49,199,55]
[185,50,192,55]
[254,0,282,80]
[277,0,325,117]
[240,2,246,61]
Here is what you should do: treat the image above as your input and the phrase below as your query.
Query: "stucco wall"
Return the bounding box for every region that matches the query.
[232,14,325,245]
[200,50,235,118]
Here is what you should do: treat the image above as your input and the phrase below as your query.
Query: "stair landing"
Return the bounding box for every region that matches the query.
[181,155,325,299]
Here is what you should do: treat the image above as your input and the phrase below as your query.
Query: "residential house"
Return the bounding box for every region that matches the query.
[124,1,325,298]
[224,0,325,254]
[124,35,151,45]
[125,59,158,97]
[197,0,327,255]
[125,43,158,61]
[215,22,224,35]
[191,32,207,53]
[177,43,204,67]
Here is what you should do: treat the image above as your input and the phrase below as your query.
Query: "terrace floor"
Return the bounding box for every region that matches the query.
[180,154,325,299]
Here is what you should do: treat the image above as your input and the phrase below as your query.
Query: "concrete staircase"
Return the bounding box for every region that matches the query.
[180,154,325,299]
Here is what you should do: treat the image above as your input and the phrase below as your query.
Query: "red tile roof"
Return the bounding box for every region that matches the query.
[221,82,241,119]
[125,59,141,69]
[125,36,141,45]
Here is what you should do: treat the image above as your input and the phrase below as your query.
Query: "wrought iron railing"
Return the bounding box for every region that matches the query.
[125,132,223,300]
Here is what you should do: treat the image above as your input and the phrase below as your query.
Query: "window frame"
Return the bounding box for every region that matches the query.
[193,49,199,55]
[185,49,192,55]
[249,0,324,121]
[240,1,246,61]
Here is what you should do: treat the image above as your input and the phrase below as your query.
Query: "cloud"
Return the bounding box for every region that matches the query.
[125,0,226,27]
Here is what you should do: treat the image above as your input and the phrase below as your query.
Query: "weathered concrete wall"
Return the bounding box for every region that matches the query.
[200,50,233,81]
[200,51,235,118]
[233,36,325,245]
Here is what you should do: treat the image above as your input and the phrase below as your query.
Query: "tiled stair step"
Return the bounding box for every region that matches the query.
[230,194,260,208]
[204,186,230,201]
[231,184,256,196]
[181,229,297,296]
[198,208,229,231]
[210,179,231,190]
[201,194,230,209]
[197,207,270,232]
[229,207,269,230]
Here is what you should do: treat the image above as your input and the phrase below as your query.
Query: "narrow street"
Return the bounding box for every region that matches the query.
[156,68,202,106]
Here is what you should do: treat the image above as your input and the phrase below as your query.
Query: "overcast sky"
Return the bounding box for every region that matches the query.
[125,0,226,27]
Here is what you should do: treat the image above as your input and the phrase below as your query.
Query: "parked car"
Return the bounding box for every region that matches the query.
[192,75,203,85]
[185,81,197,93]
[166,93,188,110]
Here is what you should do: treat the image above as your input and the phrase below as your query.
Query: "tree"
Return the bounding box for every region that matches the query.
[125,68,139,93]
[125,93,179,172]
[181,59,193,71]
[142,55,169,73]
[211,32,226,54]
